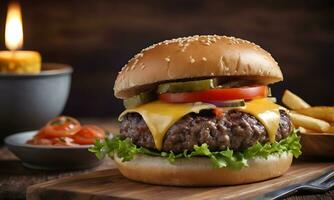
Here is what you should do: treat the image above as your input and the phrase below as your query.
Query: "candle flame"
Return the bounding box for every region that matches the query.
[5,2,23,51]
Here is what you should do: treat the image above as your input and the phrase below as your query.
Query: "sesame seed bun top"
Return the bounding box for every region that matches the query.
[114,35,283,99]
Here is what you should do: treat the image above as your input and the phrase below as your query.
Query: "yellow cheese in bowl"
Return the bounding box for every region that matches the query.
[0,51,41,74]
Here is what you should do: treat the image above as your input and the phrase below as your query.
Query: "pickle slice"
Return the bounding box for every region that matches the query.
[216,80,253,88]
[267,87,272,97]
[158,79,218,94]
[123,91,156,108]
[267,97,277,103]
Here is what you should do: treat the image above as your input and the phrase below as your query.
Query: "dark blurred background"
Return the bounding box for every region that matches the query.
[0,0,333,118]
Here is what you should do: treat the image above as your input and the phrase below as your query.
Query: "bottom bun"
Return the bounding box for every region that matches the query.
[114,152,293,186]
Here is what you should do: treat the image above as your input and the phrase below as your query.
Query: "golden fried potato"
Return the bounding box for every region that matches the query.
[282,90,311,110]
[289,112,330,132]
[297,106,334,122]
[298,126,316,133]
[327,126,334,133]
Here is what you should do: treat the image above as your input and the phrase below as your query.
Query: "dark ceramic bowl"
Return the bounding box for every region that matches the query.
[5,131,103,170]
[0,63,72,139]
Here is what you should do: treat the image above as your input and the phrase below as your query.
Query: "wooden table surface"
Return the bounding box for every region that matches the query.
[0,119,333,200]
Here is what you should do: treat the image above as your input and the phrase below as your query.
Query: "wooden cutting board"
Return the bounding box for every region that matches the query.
[27,161,334,200]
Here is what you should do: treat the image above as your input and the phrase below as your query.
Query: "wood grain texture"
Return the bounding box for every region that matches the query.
[27,161,334,200]
[301,132,334,158]
[0,147,116,200]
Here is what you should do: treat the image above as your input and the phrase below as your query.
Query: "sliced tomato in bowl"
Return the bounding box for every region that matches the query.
[34,128,48,138]
[159,85,268,103]
[43,116,81,137]
[72,125,106,145]
[51,137,76,146]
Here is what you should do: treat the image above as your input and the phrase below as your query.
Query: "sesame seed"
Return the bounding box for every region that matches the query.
[190,56,195,63]
[120,35,263,75]
[134,53,143,59]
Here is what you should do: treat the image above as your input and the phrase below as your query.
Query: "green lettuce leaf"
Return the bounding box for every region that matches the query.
[89,130,301,170]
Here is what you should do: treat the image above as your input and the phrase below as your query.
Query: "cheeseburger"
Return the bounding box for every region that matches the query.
[90,35,301,186]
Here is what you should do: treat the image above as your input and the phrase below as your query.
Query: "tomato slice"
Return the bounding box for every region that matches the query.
[51,137,76,146]
[44,116,81,137]
[34,128,47,138]
[159,85,268,103]
[212,108,224,117]
[27,137,53,145]
[72,125,105,145]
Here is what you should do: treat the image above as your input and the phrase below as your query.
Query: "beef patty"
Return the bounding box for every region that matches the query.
[120,109,292,153]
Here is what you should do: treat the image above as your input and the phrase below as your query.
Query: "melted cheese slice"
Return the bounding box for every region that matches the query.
[237,98,282,143]
[119,101,215,150]
[119,98,283,150]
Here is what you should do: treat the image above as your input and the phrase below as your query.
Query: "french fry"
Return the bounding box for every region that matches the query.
[289,112,330,132]
[327,126,334,133]
[296,106,334,122]
[298,126,316,134]
[282,90,311,110]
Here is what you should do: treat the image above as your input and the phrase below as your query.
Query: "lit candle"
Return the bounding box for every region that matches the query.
[0,2,41,74]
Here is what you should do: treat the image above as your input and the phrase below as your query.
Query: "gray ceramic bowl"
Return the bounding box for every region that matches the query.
[0,63,72,139]
[5,131,103,170]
